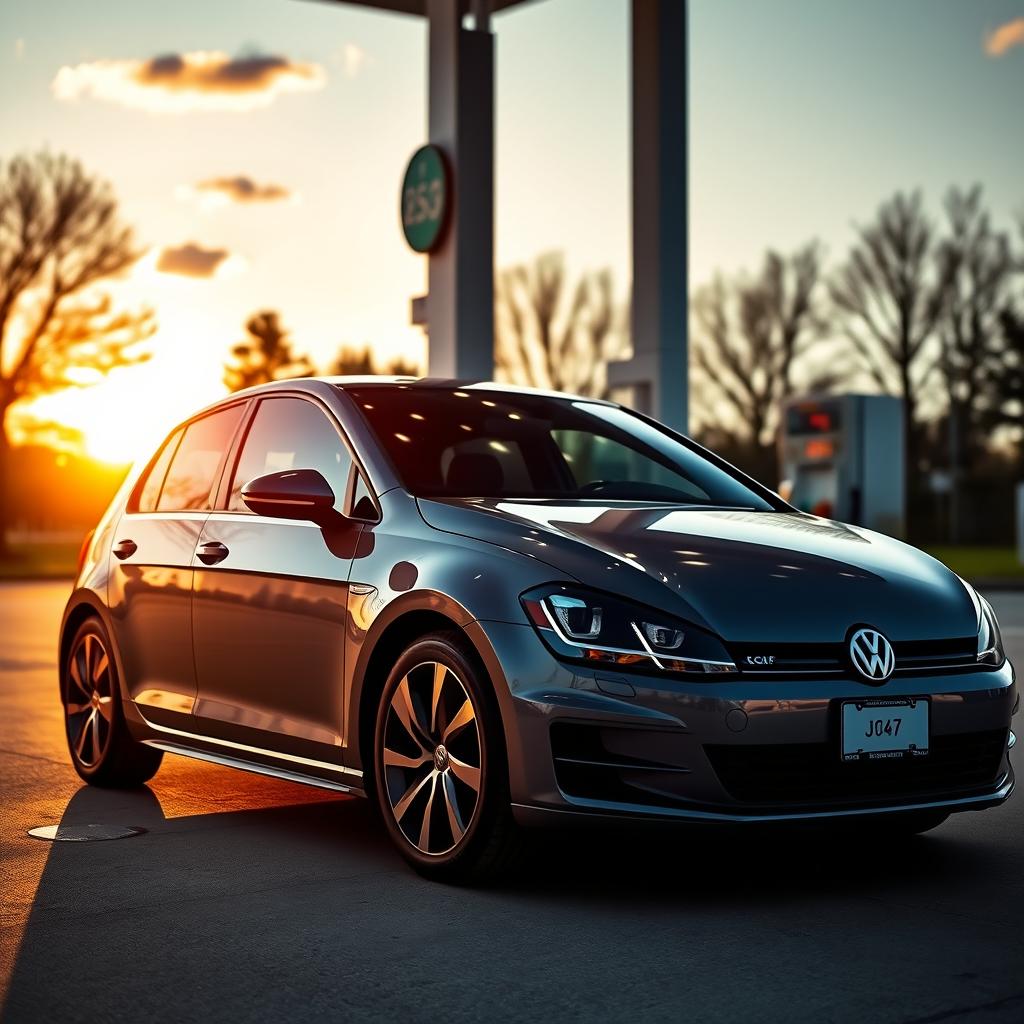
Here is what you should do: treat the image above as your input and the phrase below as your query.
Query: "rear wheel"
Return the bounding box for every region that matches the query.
[63,617,162,787]
[373,632,522,883]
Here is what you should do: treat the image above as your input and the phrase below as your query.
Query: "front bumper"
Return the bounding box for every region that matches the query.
[476,621,1017,826]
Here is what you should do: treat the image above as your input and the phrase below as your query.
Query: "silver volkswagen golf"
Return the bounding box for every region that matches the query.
[59,378,1016,881]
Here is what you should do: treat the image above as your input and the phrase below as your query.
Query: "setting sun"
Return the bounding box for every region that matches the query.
[22,320,230,465]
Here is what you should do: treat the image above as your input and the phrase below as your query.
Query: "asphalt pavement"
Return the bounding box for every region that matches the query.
[1,581,1022,1024]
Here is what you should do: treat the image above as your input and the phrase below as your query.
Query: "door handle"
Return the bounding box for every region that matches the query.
[112,539,137,560]
[197,541,229,566]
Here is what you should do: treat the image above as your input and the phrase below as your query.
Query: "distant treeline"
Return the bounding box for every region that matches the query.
[493,187,1023,544]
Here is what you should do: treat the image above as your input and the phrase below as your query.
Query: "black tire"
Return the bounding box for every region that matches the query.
[373,630,523,883]
[63,616,163,787]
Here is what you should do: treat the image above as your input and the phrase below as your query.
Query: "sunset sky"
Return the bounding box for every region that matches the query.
[1,0,1022,462]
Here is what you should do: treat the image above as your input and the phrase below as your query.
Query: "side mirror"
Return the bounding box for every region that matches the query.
[241,469,336,523]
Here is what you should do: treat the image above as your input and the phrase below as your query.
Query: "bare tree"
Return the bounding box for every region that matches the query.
[223,311,314,392]
[691,243,823,475]
[495,251,625,397]
[328,345,420,377]
[0,151,152,556]
[830,192,956,490]
[935,186,1015,538]
[981,307,1024,472]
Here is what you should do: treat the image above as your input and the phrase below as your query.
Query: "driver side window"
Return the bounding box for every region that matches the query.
[228,397,354,512]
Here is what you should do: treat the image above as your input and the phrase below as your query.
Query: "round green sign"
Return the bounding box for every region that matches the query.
[400,144,449,254]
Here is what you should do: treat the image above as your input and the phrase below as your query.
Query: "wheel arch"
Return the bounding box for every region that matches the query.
[58,590,112,702]
[349,593,514,788]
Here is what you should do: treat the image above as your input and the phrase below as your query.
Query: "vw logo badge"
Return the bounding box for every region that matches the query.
[849,627,895,682]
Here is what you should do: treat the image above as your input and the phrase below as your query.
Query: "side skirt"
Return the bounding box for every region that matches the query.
[143,739,366,796]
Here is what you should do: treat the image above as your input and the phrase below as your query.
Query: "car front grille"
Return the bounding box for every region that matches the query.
[705,729,1008,807]
[728,637,980,678]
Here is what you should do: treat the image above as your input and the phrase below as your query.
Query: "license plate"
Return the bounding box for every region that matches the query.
[841,698,929,762]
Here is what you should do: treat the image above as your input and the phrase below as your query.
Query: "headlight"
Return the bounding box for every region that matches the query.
[977,597,1005,667]
[521,585,736,676]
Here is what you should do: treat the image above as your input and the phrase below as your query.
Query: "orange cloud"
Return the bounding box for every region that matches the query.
[194,176,292,203]
[53,51,325,112]
[985,17,1024,56]
[156,242,230,278]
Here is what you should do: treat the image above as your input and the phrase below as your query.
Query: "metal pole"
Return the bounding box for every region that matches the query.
[608,0,688,433]
[425,0,495,380]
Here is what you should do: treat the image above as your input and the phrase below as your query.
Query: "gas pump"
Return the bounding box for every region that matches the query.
[778,394,905,537]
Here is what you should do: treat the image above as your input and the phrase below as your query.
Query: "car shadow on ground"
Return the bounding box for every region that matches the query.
[3,781,1015,1022]
[11,780,1003,907]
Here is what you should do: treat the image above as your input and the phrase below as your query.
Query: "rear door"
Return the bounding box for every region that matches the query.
[108,402,247,729]
[191,394,364,765]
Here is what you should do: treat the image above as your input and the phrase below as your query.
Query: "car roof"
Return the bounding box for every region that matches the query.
[208,376,616,407]
[334,377,615,404]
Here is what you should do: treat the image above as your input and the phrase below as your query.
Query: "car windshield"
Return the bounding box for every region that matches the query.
[346,386,775,509]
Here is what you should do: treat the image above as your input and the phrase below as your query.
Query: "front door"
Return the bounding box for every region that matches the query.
[191,395,362,766]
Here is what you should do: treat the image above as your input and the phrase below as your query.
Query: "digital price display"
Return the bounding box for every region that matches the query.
[786,402,842,436]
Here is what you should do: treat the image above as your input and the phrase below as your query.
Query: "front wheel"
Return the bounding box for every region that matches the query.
[373,632,522,883]
[63,617,163,787]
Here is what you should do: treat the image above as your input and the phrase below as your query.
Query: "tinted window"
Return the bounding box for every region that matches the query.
[553,429,710,502]
[347,386,774,508]
[158,405,244,511]
[135,427,183,512]
[228,397,353,512]
[440,437,533,492]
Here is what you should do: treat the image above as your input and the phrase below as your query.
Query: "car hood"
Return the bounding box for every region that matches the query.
[416,498,978,643]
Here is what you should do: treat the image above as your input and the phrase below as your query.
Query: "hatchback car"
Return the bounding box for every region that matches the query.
[60,378,1017,880]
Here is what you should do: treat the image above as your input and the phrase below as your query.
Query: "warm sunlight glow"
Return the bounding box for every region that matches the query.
[27,376,183,464]
[83,407,152,464]
[24,318,229,465]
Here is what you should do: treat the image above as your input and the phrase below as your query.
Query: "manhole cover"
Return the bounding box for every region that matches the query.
[27,824,146,842]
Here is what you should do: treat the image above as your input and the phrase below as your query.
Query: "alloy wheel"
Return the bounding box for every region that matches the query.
[66,632,114,769]
[381,660,483,856]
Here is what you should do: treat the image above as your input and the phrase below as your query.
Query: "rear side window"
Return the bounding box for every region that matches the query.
[227,397,353,512]
[135,427,183,512]
[157,405,244,511]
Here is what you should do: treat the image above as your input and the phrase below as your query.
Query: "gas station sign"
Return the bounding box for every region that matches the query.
[400,144,450,254]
